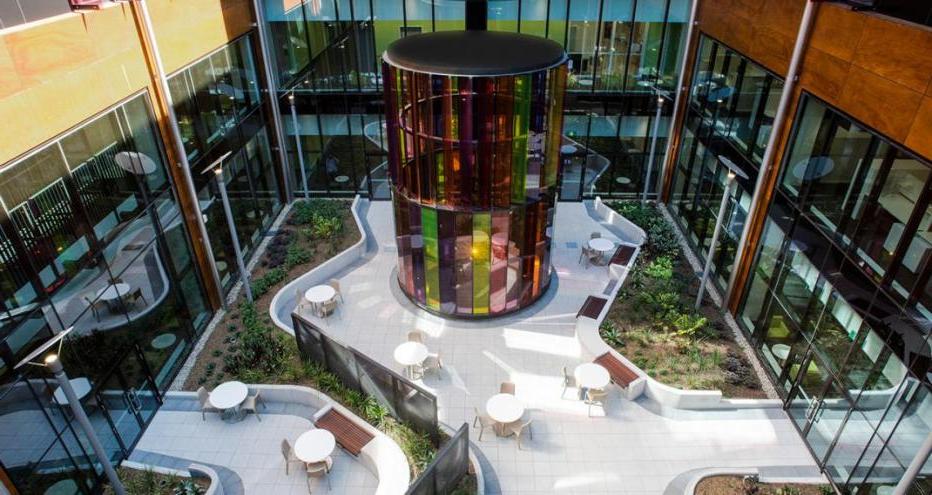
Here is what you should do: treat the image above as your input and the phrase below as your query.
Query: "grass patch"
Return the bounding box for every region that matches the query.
[601,201,764,398]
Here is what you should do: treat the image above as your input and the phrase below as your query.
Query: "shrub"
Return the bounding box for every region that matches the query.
[312,216,343,239]
[223,302,290,381]
[608,201,680,259]
[669,312,708,337]
[599,321,624,347]
[173,479,204,495]
[285,244,312,269]
[250,268,286,298]
[643,256,674,280]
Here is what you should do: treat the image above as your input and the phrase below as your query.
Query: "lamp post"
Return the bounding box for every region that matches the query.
[204,152,253,303]
[288,92,310,199]
[14,329,127,495]
[643,87,671,205]
[695,156,746,310]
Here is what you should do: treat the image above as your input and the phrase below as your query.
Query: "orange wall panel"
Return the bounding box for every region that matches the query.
[0,5,152,165]
[905,97,932,160]
[850,15,932,95]
[147,0,255,74]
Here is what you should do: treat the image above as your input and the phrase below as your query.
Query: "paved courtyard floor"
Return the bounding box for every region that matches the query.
[282,201,820,494]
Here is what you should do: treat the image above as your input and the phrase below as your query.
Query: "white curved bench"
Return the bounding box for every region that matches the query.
[188,463,223,495]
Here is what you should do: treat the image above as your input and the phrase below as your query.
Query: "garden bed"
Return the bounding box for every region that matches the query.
[695,475,831,495]
[179,199,465,486]
[104,467,209,495]
[183,199,359,391]
[601,201,765,398]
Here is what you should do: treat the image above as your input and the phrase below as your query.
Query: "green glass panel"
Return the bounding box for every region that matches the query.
[422,207,440,310]
[544,67,566,189]
[511,74,530,203]
[472,212,491,314]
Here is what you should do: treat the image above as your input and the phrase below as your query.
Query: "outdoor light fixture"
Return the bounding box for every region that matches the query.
[14,328,128,495]
[695,156,747,310]
[202,151,253,303]
[382,31,568,317]
[643,86,672,205]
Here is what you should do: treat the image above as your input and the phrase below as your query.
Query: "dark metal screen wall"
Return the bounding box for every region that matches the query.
[382,61,568,317]
[406,423,471,495]
[292,313,440,441]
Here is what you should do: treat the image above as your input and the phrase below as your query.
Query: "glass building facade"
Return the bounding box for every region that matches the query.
[167,34,285,292]
[0,93,212,494]
[669,35,784,293]
[737,94,931,494]
[260,0,690,202]
[383,35,568,317]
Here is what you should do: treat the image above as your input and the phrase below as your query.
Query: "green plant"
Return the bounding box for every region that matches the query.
[643,256,674,280]
[599,321,624,347]
[285,244,312,269]
[211,350,222,357]
[312,216,343,239]
[223,302,290,381]
[775,486,802,495]
[669,312,708,337]
[173,479,205,495]
[250,267,287,298]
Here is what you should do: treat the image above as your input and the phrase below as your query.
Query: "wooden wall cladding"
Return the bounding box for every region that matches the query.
[696,0,805,77]
[0,4,151,165]
[148,0,255,74]
[806,3,932,160]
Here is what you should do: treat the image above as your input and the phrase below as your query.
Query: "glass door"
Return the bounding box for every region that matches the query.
[786,349,853,463]
[95,347,160,453]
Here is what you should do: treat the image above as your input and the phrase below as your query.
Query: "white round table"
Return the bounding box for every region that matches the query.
[305,285,336,305]
[574,363,611,390]
[560,144,577,155]
[394,342,429,366]
[792,156,834,181]
[151,333,177,350]
[771,344,791,361]
[294,429,336,464]
[588,238,615,253]
[44,479,78,495]
[615,176,632,185]
[53,378,92,406]
[96,283,130,302]
[486,393,525,427]
[209,381,248,411]
[334,175,350,184]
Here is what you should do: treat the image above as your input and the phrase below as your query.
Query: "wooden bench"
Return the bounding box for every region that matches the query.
[576,296,608,319]
[594,352,640,388]
[313,406,374,456]
[610,245,636,266]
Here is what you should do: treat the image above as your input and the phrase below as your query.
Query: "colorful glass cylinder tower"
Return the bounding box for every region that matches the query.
[383,31,568,317]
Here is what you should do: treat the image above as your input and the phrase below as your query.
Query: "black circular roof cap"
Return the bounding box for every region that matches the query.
[385,31,567,76]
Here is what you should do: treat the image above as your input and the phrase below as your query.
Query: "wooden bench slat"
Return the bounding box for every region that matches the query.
[610,245,636,266]
[314,408,374,456]
[595,352,639,387]
[576,296,607,319]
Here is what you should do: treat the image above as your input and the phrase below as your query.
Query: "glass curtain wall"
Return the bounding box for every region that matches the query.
[167,34,284,292]
[0,93,212,494]
[737,94,932,494]
[262,0,689,201]
[669,35,784,292]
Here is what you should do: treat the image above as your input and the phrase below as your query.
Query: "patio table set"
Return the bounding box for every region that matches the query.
[474,382,534,449]
[301,279,343,318]
[578,232,617,268]
[393,331,442,380]
[86,279,147,321]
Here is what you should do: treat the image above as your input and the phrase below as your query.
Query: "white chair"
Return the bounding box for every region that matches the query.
[319,298,339,318]
[242,390,264,421]
[505,419,533,450]
[585,388,608,417]
[327,278,344,303]
[590,232,601,239]
[306,456,333,491]
[500,381,516,395]
[561,366,577,399]
[422,352,443,378]
[472,407,496,441]
[407,331,424,343]
[197,387,220,421]
[281,439,301,475]
[296,288,310,313]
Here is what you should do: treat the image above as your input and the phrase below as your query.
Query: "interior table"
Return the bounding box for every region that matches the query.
[486,393,525,436]
[53,378,92,406]
[294,429,336,464]
[209,381,249,421]
[96,283,130,310]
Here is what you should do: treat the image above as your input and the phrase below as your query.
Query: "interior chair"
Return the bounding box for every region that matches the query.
[83,296,107,322]
[590,232,601,239]
[280,439,301,475]
[242,390,264,421]
[472,407,496,441]
[305,456,333,491]
[126,287,147,308]
[500,381,516,395]
[561,366,577,399]
[197,387,220,421]
[407,331,424,343]
[585,388,609,417]
[505,419,533,450]
[327,279,344,303]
